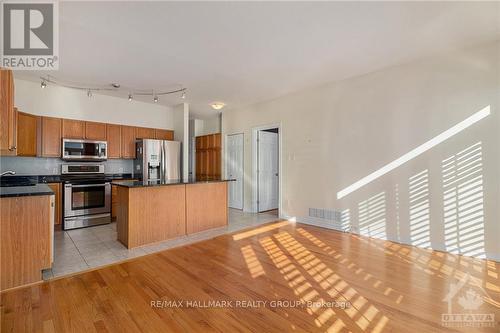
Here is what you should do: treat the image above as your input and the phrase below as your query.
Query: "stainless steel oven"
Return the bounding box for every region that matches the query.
[62,139,107,161]
[62,164,111,230]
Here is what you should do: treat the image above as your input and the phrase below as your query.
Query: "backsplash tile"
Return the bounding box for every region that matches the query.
[0,157,133,175]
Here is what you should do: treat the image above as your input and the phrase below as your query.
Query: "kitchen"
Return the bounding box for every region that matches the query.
[0,68,236,291]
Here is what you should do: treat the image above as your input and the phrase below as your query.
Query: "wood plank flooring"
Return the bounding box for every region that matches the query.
[1,221,499,332]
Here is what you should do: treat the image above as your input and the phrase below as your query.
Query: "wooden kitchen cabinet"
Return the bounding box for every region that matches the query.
[0,69,16,155]
[196,133,221,180]
[41,116,62,157]
[85,121,107,140]
[62,119,84,139]
[16,111,39,157]
[106,124,121,158]
[0,195,52,291]
[155,129,174,140]
[121,125,136,159]
[47,183,62,225]
[136,127,155,139]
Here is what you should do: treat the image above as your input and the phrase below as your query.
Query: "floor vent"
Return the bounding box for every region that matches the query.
[305,208,348,231]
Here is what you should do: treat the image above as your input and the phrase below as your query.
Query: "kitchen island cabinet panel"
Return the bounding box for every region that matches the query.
[186,182,228,234]
[116,185,186,248]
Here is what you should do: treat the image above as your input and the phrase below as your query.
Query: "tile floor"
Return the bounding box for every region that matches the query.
[44,208,281,280]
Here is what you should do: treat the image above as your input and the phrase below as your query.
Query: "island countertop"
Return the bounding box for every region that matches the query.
[112,178,233,188]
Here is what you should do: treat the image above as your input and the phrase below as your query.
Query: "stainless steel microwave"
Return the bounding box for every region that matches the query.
[62,139,107,161]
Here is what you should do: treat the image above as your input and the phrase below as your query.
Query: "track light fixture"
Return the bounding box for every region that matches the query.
[38,76,186,103]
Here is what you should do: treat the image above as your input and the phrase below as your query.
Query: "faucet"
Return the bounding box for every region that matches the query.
[1,171,16,176]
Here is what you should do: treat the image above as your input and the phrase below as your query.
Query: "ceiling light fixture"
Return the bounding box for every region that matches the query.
[38,76,186,103]
[211,102,225,110]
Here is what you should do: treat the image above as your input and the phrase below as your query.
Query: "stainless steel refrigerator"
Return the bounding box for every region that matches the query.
[134,139,181,181]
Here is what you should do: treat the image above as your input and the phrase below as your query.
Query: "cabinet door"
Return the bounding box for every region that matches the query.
[121,126,136,159]
[136,127,155,139]
[41,117,62,157]
[62,119,84,139]
[85,122,107,140]
[47,183,61,225]
[0,69,16,155]
[106,124,121,158]
[155,129,174,140]
[213,133,221,149]
[17,112,39,157]
[196,136,202,150]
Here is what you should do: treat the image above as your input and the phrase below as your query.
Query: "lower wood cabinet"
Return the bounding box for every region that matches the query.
[0,195,52,291]
[47,183,62,225]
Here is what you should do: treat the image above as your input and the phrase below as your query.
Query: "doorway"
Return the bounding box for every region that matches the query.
[226,133,244,210]
[257,127,279,214]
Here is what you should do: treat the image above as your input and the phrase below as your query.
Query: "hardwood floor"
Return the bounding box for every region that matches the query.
[1,221,499,332]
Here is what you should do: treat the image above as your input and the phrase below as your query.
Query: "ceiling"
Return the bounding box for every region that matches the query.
[16,1,500,118]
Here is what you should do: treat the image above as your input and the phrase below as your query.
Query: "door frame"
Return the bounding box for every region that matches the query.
[225,132,244,210]
[252,123,282,216]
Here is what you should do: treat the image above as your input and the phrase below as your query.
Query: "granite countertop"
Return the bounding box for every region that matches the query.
[112,178,233,188]
[0,173,134,184]
[0,184,54,198]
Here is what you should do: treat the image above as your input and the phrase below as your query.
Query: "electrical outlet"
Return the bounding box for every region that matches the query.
[118,167,124,173]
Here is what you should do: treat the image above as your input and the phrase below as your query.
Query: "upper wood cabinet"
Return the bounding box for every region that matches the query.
[41,116,62,157]
[136,127,155,139]
[106,124,121,159]
[121,125,136,159]
[155,129,174,140]
[85,121,106,140]
[62,119,84,139]
[0,69,16,155]
[17,111,39,157]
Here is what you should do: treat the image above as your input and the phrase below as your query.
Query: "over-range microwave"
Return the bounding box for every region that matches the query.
[62,139,107,161]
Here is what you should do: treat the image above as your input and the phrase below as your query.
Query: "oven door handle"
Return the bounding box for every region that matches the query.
[65,183,110,188]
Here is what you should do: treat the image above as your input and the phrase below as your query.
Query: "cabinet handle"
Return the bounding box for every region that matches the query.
[8,146,16,151]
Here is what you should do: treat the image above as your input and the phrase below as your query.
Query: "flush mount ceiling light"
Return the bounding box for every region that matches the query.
[211,102,225,110]
[39,75,187,103]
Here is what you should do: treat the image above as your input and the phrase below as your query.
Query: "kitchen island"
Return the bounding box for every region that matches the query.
[112,179,230,248]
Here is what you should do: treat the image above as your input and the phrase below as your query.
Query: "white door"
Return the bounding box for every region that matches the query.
[227,134,244,209]
[258,130,278,212]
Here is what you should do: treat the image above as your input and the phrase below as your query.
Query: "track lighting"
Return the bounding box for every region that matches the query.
[181,90,186,99]
[153,95,159,103]
[40,80,47,89]
[128,93,133,101]
[87,89,92,98]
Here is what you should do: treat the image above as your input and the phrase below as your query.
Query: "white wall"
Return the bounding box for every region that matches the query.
[14,78,175,129]
[222,41,500,260]
[173,103,190,181]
